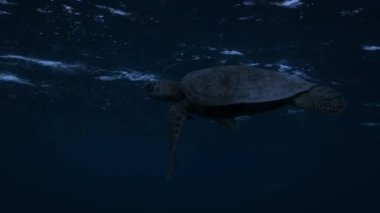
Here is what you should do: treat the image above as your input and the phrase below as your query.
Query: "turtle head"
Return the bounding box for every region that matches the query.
[145,80,184,102]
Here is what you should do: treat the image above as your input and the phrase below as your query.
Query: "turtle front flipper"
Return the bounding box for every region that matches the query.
[293,86,345,114]
[167,101,188,179]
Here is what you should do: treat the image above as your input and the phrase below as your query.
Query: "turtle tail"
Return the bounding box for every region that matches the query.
[293,86,345,114]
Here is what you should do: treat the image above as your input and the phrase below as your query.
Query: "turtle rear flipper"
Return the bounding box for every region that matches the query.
[167,101,188,179]
[293,86,345,114]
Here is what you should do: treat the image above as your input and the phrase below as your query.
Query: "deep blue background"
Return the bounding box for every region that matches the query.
[0,0,379,212]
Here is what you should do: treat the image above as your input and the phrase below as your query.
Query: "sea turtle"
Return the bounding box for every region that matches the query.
[145,65,345,177]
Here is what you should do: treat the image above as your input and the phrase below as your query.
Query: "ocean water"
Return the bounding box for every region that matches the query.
[0,0,379,212]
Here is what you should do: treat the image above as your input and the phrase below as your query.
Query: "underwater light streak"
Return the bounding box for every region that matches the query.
[271,0,303,8]
[0,55,84,70]
[220,50,244,56]
[0,0,17,6]
[0,10,11,15]
[360,122,380,127]
[362,45,380,51]
[0,73,33,85]
[278,64,292,72]
[95,5,131,16]
[97,70,158,82]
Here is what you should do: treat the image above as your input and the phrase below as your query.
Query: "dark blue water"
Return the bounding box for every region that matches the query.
[1,0,379,212]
